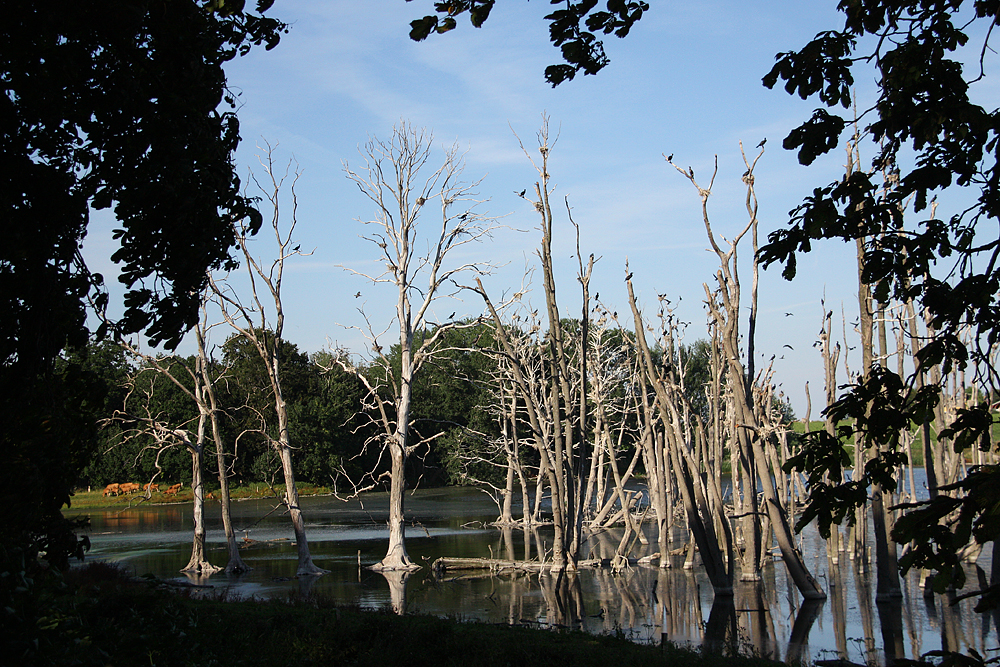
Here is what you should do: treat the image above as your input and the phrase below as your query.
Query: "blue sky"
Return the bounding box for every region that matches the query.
[85,1,921,415]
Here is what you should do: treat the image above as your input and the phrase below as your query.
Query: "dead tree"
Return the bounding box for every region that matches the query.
[193,308,251,574]
[626,274,734,593]
[108,285,250,574]
[818,303,844,567]
[667,147,825,600]
[115,348,221,575]
[474,302,557,537]
[454,334,539,528]
[843,133,903,599]
[338,122,500,571]
[211,143,326,577]
[475,118,598,571]
[583,307,647,570]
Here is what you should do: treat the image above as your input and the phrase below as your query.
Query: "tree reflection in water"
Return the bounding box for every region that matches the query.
[75,488,996,665]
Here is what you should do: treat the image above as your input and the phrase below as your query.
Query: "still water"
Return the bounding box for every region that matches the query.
[70,486,1000,665]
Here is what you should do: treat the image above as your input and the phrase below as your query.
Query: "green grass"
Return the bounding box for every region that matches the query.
[13,562,779,667]
[65,483,337,511]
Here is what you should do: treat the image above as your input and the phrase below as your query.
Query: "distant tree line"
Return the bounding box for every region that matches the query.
[72,324,727,494]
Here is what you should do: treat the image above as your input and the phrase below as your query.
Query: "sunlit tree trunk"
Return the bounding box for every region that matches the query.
[181,415,219,575]
[338,123,501,571]
[212,143,326,576]
[627,275,733,595]
[195,320,250,574]
[476,119,596,572]
[667,147,824,600]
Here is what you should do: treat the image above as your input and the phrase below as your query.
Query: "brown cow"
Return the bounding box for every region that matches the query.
[164,483,182,496]
[143,483,159,494]
[120,482,140,494]
[102,483,120,497]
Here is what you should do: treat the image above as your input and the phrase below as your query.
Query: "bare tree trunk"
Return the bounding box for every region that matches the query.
[667,148,824,600]
[181,415,220,575]
[195,321,250,574]
[857,231,901,599]
[118,321,223,576]
[212,144,326,577]
[379,439,415,570]
[818,308,843,566]
[626,275,733,595]
[372,297,420,571]
[501,448,515,525]
[340,123,500,571]
[638,389,670,567]
[474,120,595,572]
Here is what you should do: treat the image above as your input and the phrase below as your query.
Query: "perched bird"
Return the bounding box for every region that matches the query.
[448,312,456,319]
[757,138,767,148]
[667,153,673,162]
[517,189,526,197]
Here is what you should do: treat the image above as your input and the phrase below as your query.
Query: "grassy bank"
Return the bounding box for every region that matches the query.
[65,483,336,511]
[13,563,776,667]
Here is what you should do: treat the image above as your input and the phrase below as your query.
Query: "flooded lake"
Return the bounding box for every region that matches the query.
[69,485,1000,665]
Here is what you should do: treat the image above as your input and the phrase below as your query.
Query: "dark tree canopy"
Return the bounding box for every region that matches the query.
[0,0,286,624]
[756,1,1000,596]
[3,0,285,369]
[407,0,648,85]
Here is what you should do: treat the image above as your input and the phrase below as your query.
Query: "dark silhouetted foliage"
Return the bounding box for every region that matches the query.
[759,0,1000,601]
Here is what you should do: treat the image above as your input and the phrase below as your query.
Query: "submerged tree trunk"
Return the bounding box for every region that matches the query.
[375,438,418,571]
[667,149,824,600]
[196,323,250,575]
[212,144,326,577]
[181,422,220,575]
